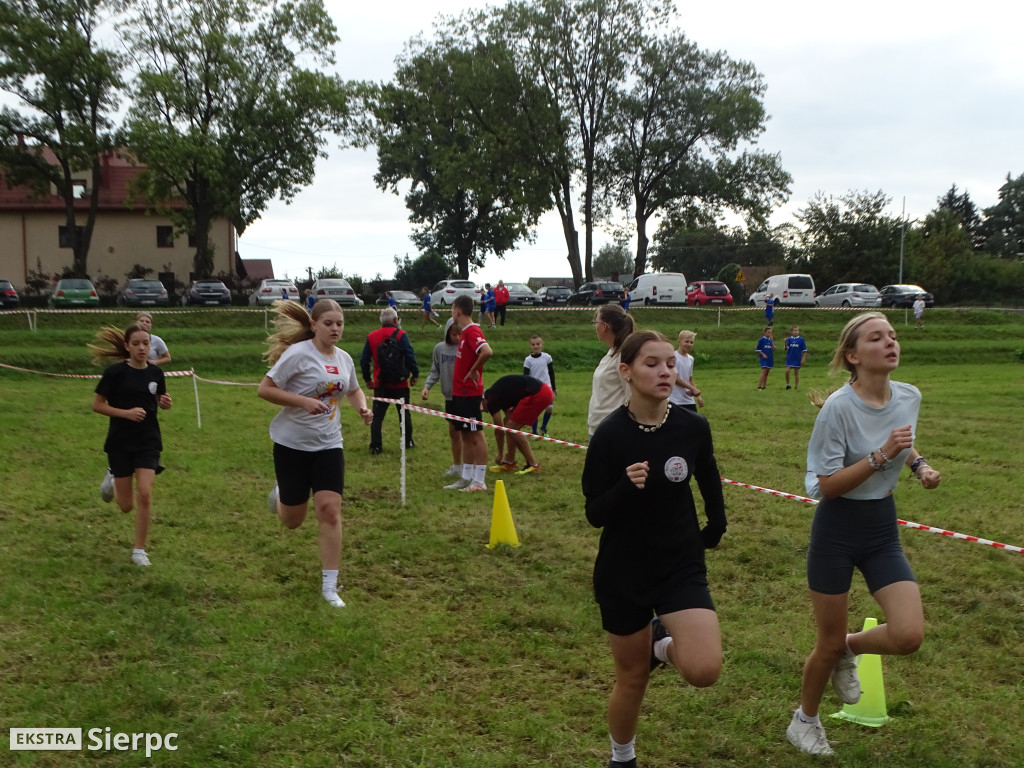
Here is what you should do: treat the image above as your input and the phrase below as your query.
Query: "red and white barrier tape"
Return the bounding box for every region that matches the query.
[0,361,194,379]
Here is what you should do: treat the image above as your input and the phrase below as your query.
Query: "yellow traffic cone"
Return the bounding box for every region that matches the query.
[486,480,520,549]
[831,617,891,727]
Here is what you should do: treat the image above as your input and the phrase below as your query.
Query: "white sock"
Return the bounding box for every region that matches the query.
[610,735,636,762]
[322,569,339,593]
[473,464,487,484]
[133,548,146,555]
[796,707,819,725]
[654,637,672,664]
[845,633,855,655]
[462,465,474,482]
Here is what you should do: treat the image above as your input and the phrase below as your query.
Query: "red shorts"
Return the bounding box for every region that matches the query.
[508,383,554,426]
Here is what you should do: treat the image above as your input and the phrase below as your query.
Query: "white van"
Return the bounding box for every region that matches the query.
[749,274,816,307]
[625,272,687,306]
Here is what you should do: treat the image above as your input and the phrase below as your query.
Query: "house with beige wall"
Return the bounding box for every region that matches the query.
[0,150,237,293]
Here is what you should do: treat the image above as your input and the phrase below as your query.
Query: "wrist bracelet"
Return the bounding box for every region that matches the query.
[867,452,880,471]
[910,457,928,476]
[877,447,894,471]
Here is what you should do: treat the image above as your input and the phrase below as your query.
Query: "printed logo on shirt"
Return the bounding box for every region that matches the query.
[324,365,339,375]
[148,382,158,395]
[664,456,688,483]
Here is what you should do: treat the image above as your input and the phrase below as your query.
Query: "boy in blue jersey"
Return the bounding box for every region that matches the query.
[764,293,776,326]
[756,327,775,390]
[785,325,808,390]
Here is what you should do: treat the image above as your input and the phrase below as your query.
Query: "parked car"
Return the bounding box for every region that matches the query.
[568,281,626,305]
[249,279,300,306]
[815,283,880,308]
[311,278,361,307]
[48,278,99,308]
[117,278,169,307]
[376,290,421,307]
[430,279,481,307]
[0,279,19,308]
[878,284,934,308]
[504,282,541,306]
[749,274,817,307]
[686,280,733,307]
[625,272,688,306]
[537,285,572,305]
[182,279,232,306]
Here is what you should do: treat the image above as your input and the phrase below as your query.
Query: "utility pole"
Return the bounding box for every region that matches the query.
[898,196,906,284]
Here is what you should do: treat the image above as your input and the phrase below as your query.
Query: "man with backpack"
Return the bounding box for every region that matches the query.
[360,307,419,454]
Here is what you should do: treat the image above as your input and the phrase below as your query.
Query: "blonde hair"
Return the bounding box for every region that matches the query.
[89,324,148,365]
[828,311,887,381]
[264,299,343,366]
[136,311,153,322]
[677,330,696,343]
[596,303,636,352]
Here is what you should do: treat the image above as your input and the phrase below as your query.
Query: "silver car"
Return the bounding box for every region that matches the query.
[249,279,300,306]
[815,283,880,308]
[311,278,361,307]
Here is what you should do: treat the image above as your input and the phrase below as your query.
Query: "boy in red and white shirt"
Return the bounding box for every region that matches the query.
[446,294,493,491]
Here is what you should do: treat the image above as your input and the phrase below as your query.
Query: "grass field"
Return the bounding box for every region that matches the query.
[1,305,1022,767]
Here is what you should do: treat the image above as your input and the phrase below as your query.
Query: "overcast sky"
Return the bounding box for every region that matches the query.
[237,0,1024,285]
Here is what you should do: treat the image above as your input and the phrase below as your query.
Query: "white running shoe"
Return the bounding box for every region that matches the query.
[267,485,279,514]
[831,647,862,704]
[131,551,152,567]
[322,589,345,607]
[100,468,114,503]
[459,481,487,492]
[443,465,462,478]
[786,711,834,755]
[444,478,471,490]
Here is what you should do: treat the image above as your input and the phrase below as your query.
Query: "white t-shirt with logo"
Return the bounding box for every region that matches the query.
[266,339,360,451]
[523,351,553,385]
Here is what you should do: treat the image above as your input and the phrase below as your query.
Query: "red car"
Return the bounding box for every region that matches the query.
[686,281,733,306]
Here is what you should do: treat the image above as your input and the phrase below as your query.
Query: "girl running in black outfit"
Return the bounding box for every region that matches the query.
[582,330,727,768]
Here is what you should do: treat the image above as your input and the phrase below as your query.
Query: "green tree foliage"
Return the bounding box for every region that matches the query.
[393,252,450,292]
[980,172,1024,258]
[935,183,984,251]
[120,0,349,277]
[715,262,744,301]
[591,241,634,278]
[602,31,790,278]
[0,0,125,277]
[364,41,551,279]
[795,190,904,289]
[650,220,746,280]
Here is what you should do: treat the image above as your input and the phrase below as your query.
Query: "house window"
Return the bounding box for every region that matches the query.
[188,232,197,247]
[72,180,88,199]
[58,225,85,248]
[157,226,174,248]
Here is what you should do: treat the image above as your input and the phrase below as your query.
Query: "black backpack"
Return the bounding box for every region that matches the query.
[377,328,409,384]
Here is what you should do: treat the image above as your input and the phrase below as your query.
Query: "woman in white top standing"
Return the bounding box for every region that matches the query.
[787,312,941,755]
[258,299,372,608]
[587,303,635,439]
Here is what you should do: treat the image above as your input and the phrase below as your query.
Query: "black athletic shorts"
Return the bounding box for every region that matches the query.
[599,565,716,636]
[807,494,916,595]
[448,395,483,433]
[107,450,163,478]
[272,443,344,504]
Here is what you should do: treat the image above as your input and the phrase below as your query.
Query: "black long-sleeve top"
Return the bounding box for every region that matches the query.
[582,404,726,604]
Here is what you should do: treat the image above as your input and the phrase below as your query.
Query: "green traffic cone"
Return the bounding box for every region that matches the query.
[831,617,891,727]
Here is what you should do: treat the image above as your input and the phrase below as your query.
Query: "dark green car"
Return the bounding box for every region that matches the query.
[49,278,100,308]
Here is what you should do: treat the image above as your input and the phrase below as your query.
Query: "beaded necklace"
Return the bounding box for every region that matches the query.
[627,402,672,433]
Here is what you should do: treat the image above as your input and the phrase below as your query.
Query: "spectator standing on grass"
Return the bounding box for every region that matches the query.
[587,303,636,440]
[785,325,808,390]
[756,327,775,390]
[361,307,418,454]
[444,294,493,492]
[483,374,553,475]
[90,322,174,568]
[913,294,926,329]
[523,334,556,436]
[421,318,464,480]
[305,288,315,312]
[582,330,727,768]
[420,286,440,329]
[765,293,776,326]
[669,330,702,412]
[494,279,510,326]
[482,283,496,328]
[135,312,171,366]
[258,300,372,608]
[787,312,941,756]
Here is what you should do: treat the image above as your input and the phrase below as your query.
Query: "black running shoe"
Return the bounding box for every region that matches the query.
[649,616,670,670]
[609,759,637,768]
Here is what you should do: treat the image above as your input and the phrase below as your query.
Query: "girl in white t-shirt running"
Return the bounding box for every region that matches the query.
[258,300,372,608]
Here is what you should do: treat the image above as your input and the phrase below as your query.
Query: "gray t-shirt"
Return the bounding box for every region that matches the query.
[266,340,360,452]
[805,381,921,499]
[148,333,168,361]
[669,351,695,406]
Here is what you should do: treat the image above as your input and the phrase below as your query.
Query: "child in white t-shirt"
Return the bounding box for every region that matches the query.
[523,334,556,435]
[669,330,703,411]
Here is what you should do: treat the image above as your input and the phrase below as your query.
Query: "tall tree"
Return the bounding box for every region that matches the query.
[364,40,552,278]
[980,172,1024,258]
[795,190,904,289]
[121,0,349,277]
[592,241,633,278]
[934,183,984,251]
[497,0,667,285]
[602,31,790,277]
[0,0,124,277]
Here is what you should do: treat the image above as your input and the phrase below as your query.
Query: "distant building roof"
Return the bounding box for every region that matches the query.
[241,259,274,282]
